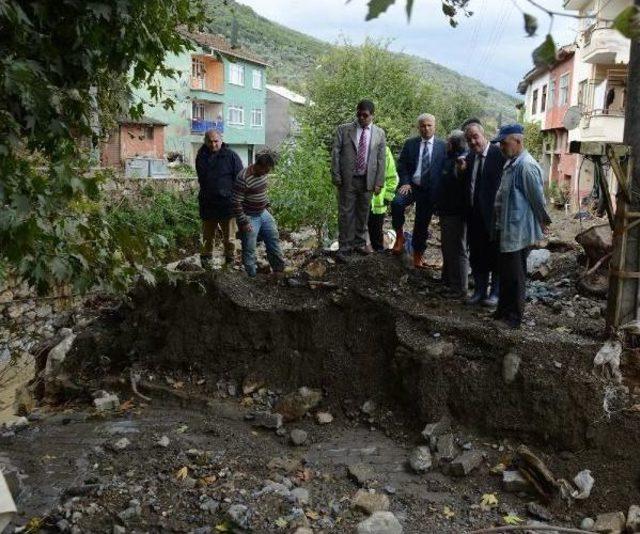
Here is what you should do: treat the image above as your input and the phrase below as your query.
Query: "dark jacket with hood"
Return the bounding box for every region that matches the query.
[195,143,244,220]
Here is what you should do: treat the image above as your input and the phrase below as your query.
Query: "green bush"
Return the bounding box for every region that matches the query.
[105,189,200,262]
[270,133,336,245]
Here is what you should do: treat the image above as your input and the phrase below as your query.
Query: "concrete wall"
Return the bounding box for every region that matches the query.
[265,90,299,149]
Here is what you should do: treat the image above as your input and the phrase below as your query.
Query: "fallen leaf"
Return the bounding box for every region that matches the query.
[175,466,189,480]
[173,381,184,390]
[443,505,455,519]
[305,510,320,520]
[215,521,232,532]
[275,517,288,528]
[25,517,44,534]
[119,399,135,411]
[201,474,217,485]
[176,424,188,434]
[480,493,499,511]
[295,467,313,483]
[503,513,524,525]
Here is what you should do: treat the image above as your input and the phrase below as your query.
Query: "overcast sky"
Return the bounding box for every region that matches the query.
[237,0,580,96]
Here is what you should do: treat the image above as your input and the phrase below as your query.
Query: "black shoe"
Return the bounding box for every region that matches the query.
[335,251,350,264]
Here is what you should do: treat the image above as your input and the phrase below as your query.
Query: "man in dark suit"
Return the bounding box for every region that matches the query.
[391,113,447,269]
[463,122,506,306]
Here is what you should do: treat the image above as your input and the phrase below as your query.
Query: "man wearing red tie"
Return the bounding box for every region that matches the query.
[331,100,387,263]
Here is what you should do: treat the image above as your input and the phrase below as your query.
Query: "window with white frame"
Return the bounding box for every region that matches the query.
[251,108,263,127]
[548,79,556,109]
[559,73,570,106]
[192,102,206,120]
[229,63,244,86]
[252,69,263,89]
[228,105,244,125]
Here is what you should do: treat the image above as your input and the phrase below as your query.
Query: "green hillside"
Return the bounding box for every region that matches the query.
[204,0,519,122]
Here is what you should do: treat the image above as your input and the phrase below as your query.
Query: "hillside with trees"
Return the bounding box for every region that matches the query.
[204,0,520,121]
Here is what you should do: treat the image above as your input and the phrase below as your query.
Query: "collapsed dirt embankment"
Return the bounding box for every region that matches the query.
[61,255,636,458]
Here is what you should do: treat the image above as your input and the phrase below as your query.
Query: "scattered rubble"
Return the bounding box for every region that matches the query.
[290,429,308,446]
[450,450,483,477]
[315,411,333,424]
[408,446,432,473]
[275,387,322,422]
[356,511,403,534]
[593,511,625,533]
[353,489,391,514]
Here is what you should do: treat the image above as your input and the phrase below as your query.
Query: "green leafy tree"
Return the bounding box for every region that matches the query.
[300,38,483,155]
[0,0,206,293]
[270,132,336,245]
[523,121,545,162]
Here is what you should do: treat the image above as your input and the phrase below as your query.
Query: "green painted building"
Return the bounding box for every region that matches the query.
[136,31,268,166]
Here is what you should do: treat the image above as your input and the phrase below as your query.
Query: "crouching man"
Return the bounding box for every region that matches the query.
[232,151,285,277]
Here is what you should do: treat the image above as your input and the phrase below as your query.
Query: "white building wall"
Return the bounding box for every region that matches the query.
[522,71,550,126]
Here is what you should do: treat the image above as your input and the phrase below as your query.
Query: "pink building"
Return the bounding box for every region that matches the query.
[101,116,167,169]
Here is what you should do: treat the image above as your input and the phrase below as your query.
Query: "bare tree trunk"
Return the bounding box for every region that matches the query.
[607,7,640,329]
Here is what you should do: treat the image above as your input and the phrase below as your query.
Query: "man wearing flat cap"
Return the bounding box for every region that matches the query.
[491,124,551,329]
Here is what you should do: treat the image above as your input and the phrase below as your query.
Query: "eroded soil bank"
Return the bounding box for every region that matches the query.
[4,253,640,532]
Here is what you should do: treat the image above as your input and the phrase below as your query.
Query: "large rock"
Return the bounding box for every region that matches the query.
[593,511,625,533]
[353,490,390,514]
[275,387,323,422]
[253,411,283,430]
[503,470,531,493]
[408,446,432,473]
[226,504,251,530]
[435,434,457,462]
[44,329,76,377]
[421,417,450,448]
[450,450,483,476]
[356,511,403,534]
[526,249,551,275]
[502,352,521,384]
[627,505,640,532]
[348,463,377,486]
[576,224,613,264]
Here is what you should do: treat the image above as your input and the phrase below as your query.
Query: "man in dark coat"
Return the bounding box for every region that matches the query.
[391,113,447,268]
[463,122,506,306]
[195,129,243,269]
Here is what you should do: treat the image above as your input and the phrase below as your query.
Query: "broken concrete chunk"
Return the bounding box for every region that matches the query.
[361,400,376,415]
[580,518,595,531]
[502,352,521,384]
[627,505,640,532]
[44,329,76,377]
[226,504,251,529]
[156,435,170,448]
[290,429,308,446]
[503,470,532,493]
[316,412,333,424]
[253,411,283,430]
[93,392,120,412]
[450,450,483,476]
[421,417,450,448]
[593,511,625,534]
[353,489,390,514]
[408,446,432,473]
[290,487,310,506]
[110,437,131,451]
[436,433,457,462]
[348,463,377,486]
[356,511,403,534]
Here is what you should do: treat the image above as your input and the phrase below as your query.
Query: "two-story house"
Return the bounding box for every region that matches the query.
[518,45,581,204]
[134,31,268,166]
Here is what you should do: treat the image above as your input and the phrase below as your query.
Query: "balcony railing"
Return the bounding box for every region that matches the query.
[191,119,224,134]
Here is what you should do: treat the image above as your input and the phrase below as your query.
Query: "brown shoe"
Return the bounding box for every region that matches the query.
[391,230,405,255]
[413,251,428,269]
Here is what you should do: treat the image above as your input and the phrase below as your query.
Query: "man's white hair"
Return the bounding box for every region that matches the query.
[417,113,436,124]
[464,123,485,136]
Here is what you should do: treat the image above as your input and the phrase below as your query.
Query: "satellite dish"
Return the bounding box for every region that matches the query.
[563,106,582,130]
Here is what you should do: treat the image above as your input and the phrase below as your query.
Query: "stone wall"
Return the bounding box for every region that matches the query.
[102,174,198,202]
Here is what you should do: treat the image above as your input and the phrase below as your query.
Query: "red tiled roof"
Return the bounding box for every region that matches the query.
[181,30,269,66]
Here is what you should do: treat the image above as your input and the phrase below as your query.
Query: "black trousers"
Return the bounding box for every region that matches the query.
[496,248,530,325]
[368,211,386,251]
[468,209,499,293]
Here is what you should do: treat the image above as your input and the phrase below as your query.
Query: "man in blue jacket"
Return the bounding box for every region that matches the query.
[492,124,552,329]
[195,129,244,269]
[390,114,447,269]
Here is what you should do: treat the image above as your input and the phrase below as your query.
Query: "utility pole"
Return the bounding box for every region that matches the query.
[607,0,640,329]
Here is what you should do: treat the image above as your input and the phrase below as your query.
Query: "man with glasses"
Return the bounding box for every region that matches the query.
[331,100,387,263]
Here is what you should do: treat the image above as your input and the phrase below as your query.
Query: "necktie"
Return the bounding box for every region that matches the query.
[472,155,484,206]
[356,127,368,174]
[420,140,431,179]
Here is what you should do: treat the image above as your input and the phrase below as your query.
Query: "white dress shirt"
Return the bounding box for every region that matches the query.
[412,137,433,185]
[355,125,371,174]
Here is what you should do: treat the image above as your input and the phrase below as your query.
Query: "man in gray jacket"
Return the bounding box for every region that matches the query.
[492,124,552,329]
[331,100,386,262]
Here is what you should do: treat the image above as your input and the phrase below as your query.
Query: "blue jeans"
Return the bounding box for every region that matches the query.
[240,210,285,277]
